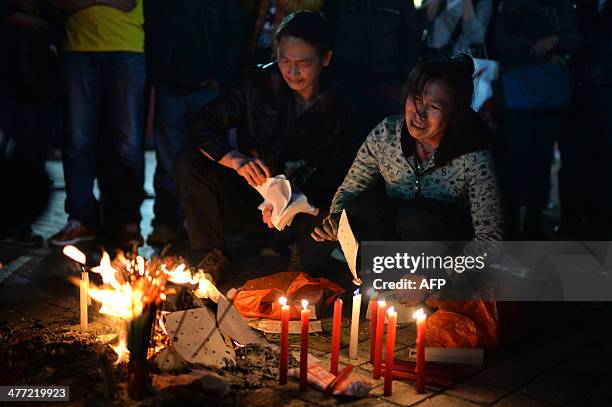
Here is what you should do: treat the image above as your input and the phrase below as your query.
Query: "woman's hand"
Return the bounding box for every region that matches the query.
[530,35,559,59]
[262,204,274,228]
[311,213,341,242]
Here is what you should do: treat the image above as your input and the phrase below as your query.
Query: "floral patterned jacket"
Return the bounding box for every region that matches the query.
[330,114,504,242]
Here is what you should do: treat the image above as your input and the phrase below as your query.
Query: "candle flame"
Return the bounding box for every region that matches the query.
[377,300,386,307]
[387,306,396,316]
[63,245,86,265]
[301,299,309,310]
[279,296,288,306]
[353,288,360,296]
[413,308,426,322]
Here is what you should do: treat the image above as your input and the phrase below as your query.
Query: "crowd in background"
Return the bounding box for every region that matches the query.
[0,0,611,250]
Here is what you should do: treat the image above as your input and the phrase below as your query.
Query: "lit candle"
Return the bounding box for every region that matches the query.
[384,307,397,396]
[300,299,309,391]
[279,296,290,385]
[372,299,387,379]
[349,289,361,360]
[80,270,88,331]
[414,308,427,393]
[330,298,343,375]
[63,245,89,332]
[368,289,378,362]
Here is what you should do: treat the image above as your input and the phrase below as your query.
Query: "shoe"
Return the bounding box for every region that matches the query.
[50,220,95,246]
[0,227,43,248]
[195,248,232,285]
[146,224,179,247]
[119,223,144,248]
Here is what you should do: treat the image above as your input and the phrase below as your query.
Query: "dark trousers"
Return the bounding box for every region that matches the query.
[153,85,217,229]
[63,51,146,227]
[345,191,474,241]
[501,109,561,231]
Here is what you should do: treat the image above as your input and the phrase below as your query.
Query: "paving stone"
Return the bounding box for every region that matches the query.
[493,393,554,407]
[412,394,480,407]
[515,372,588,405]
[444,379,511,404]
[469,361,541,390]
[369,379,429,406]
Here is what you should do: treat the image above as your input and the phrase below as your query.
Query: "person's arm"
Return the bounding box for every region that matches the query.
[465,150,504,242]
[328,124,384,215]
[311,122,384,242]
[191,73,270,186]
[50,0,135,14]
[429,0,462,50]
[461,0,493,45]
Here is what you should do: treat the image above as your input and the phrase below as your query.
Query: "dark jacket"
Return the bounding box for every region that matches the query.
[144,0,248,90]
[324,0,423,77]
[191,63,356,208]
[494,0,583,69]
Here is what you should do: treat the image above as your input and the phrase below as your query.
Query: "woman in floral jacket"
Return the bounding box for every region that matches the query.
[312,54,504,243]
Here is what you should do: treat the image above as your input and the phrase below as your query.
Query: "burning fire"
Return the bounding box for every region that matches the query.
[63,246,223,364]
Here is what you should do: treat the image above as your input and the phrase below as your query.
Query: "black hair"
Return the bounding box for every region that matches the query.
[274,10,331,58]
[401,53,475,124]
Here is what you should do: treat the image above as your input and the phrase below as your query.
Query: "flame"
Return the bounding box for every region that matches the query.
[111,338,130,364]
[387,306,396,316]
[377,299,386,307]
[301,299,309,310]
[164,265,222,302]
[353,288,360,296]
[279,296,288,307]
[68,250,226,363]
[413,308,426,322]
[63,245,86,265]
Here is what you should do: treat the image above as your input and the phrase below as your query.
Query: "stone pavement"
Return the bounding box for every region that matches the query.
[1,153,610,406]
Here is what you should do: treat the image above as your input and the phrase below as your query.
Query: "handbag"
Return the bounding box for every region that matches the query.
[502,64,571,111]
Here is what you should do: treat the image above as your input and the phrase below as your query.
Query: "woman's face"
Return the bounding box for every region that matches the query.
[277,36,331,99]
[405,80,455,146]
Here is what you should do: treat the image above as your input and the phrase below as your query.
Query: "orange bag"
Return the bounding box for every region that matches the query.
[233,272,345,319]
[425,311,479,348]
[425,290,500,350]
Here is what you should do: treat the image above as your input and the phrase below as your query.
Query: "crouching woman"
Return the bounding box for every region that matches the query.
[312,54,504,244]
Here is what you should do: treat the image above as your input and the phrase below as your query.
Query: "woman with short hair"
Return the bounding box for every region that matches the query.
[312,54,504,243]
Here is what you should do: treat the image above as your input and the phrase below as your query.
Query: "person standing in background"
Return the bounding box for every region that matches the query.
[557,0,611,238]
[424,0,494,56]
[145,0,248,247]
[49,0,147,247]
[324,0,424,155]
[495,0,582,239]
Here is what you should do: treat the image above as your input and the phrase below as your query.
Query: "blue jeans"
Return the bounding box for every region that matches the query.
[63,51,146,227]
[153,85,217,229]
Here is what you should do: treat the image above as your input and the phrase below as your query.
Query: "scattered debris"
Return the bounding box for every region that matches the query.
[249,319,323,334]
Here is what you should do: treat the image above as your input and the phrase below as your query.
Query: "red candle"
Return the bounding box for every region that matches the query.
[330,298,343,375]
[369,291,379,363]
[279,296,290,385]
[414,308,427,393]
[372,300,387,379]
[300,299,310,391]
[384,307,397,396]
